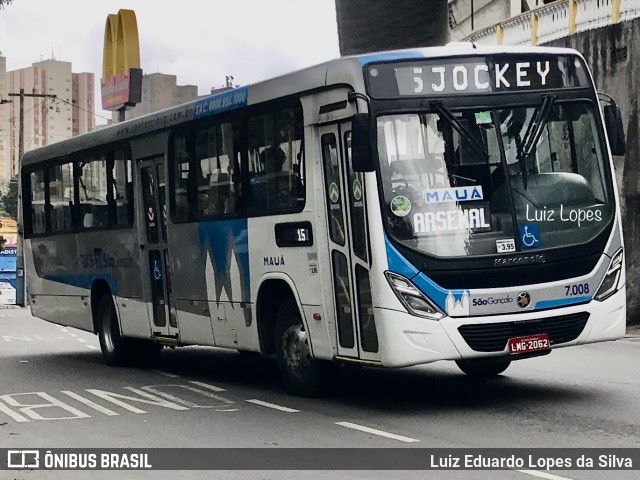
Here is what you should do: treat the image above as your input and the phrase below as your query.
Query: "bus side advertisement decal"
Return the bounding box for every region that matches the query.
[198,219,251,326]
[194,87,248,119]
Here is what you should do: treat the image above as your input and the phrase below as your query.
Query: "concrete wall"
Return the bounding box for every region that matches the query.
[545,20,640,322]
[335,0,450,55]
[449,0,512,41]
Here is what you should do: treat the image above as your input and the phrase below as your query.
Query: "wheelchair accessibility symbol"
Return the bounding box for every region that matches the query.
[519,224,541,249]
[152,259,162,281]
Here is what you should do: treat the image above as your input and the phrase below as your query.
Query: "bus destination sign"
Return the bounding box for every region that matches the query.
[366,55,589,98]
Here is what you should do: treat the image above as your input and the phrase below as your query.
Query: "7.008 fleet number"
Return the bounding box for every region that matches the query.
[565,283,589,296]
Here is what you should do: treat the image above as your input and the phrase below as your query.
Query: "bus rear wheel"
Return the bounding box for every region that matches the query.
[97,295,133,367]
[456,357,511,378]
[275,298,328,397]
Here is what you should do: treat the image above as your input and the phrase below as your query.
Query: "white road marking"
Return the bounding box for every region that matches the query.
[0,383,243,423]
[517,470,575,480]
[246,399,299,413]
[335,421,419,443]
[140,386,233,408]
[3,335,32,342]
[0,400,29,422]
[189,380,225,392]
[61,391,119,416]
[0,392,90,420]
[60,328,69,333]
[142,385,234,405]
[76,338,88,343]
[151,370,180,378]
[68,333,78,337]
[86,388,189,414]
[86,345,99,350]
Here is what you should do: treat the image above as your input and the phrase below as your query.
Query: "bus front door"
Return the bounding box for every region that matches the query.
[137,156,179,340]
[319,122,380,362]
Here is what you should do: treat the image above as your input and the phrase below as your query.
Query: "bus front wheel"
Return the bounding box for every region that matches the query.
[456,357,511,378]
[97,295,133,367]
[275,298,328,397]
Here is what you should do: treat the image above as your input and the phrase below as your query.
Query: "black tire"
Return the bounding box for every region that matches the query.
[275,298,328,397]
[456,357,511,378]
[97,295,133,367]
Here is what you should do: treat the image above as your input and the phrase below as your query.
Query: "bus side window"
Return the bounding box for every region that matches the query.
[48,163,74,233]
[172,133,191,221]
[111,150,133,226]
[78,157,109,229]
[246,106,304,214]
[195,123,238,218]
[30,170,46,235]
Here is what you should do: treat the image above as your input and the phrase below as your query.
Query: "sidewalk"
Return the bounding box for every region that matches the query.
[0,304,25,309]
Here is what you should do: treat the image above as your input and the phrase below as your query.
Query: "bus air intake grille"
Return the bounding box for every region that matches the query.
[457,312,590,352]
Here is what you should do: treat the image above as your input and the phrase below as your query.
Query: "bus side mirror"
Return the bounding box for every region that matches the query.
[352,113,375,172]
[603,103,626,156]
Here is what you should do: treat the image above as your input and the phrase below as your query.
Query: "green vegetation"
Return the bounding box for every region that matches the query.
[0,177,17,219]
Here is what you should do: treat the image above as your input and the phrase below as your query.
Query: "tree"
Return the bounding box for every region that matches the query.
[0,176,18,219]
[0,1,13,9]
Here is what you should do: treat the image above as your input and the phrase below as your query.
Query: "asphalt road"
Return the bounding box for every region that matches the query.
[1,308,639,480]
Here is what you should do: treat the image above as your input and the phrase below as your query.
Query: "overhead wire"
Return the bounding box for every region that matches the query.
[54,96,111,122]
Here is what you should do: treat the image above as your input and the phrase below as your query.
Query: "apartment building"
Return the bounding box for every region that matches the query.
[0,58,94,180]
[114,72,199,121]
[0,56,7,184]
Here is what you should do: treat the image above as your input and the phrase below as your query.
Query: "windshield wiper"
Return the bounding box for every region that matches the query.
[516,94,557,189]
[520,94,556,159]
[430,101,489,164]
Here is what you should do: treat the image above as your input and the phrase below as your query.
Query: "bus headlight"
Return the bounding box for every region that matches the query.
[384,271,444,319]
[594,248,624,301]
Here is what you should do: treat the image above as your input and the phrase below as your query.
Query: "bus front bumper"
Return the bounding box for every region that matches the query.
[375,286,626,368]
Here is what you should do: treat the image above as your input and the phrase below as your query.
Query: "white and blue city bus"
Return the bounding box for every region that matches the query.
[21,44,626,396]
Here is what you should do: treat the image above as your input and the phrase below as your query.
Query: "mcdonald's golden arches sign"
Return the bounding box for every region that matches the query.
[101,9,143,111]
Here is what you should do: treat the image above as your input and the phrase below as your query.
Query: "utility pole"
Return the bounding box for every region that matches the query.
[7,88,57,307]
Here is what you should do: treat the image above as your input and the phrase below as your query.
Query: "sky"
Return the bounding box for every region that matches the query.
[0,0,340,124]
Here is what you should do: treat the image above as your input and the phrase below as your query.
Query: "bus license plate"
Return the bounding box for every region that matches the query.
[508,333,550,355]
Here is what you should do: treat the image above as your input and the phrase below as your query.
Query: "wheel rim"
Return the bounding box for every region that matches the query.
[281,323,311,378]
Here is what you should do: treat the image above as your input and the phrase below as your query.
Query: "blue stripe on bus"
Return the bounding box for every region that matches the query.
[358,50,425,67]
[384,236,594,314]
[384,235,419,279]
[43,274,118,295]
[534,296,591,310]
[412,273,457,312]
[384,236,455,310]
[194,86,248,119]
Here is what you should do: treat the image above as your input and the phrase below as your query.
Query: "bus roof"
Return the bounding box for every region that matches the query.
[21,43,583,168]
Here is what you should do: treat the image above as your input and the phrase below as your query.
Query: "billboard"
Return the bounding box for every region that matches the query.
[0,218,17,304]
[101,9,143,111]
[0,217,17,246]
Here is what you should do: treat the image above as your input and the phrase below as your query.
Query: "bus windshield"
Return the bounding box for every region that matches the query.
[377,101,612,258]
